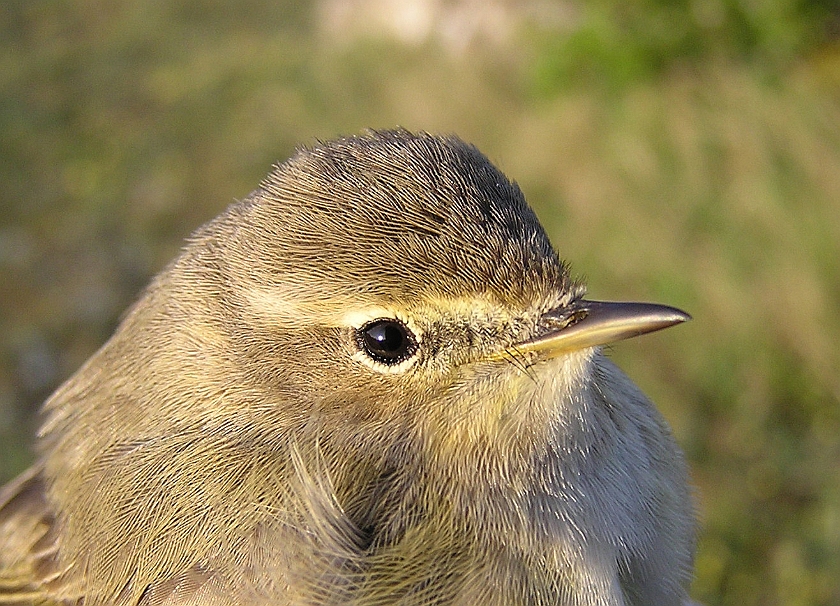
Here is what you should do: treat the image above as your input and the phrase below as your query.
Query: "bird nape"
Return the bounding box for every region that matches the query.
[0,129,695,606]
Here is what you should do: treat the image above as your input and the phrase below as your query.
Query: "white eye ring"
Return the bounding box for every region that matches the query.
[357,318,417,365]
[344,309,423,374]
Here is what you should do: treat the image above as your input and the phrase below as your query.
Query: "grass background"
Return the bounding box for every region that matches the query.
[1,1,839,604]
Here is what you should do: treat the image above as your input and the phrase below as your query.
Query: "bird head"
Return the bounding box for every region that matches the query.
[37,129,692,605]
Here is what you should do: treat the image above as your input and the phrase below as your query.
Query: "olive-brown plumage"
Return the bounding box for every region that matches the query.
[0,129,694,605]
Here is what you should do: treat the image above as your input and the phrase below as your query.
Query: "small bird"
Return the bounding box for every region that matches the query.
[0,129,694,606]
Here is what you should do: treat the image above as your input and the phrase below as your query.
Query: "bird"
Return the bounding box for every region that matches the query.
[0,129,695,606]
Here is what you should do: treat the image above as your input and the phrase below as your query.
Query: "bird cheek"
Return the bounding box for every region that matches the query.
[441,352,596,435]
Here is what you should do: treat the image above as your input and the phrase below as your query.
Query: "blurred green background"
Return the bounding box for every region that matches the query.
[1,1,839,604]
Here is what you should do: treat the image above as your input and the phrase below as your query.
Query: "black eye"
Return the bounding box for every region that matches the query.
[358,319,417,364]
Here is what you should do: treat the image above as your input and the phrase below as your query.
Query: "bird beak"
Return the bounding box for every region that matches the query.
[500,300,690,360]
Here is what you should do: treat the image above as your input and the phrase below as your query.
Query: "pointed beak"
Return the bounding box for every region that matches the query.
[502,300,690,360]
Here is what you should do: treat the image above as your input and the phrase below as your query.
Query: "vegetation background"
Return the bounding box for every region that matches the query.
[1,0,839,603]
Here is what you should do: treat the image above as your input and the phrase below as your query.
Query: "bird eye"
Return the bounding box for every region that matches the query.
[357,319,417,364]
